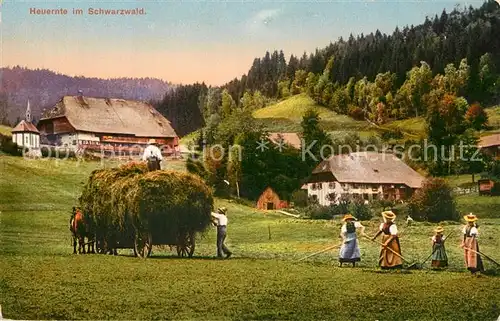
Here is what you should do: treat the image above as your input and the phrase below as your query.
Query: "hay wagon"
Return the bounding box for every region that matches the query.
[95,222,197,258]
[80,162,213,259]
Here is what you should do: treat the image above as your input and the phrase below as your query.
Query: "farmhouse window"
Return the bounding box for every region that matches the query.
[328,182,335,189]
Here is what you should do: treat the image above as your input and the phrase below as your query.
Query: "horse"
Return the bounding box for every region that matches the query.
[70,207,95,254]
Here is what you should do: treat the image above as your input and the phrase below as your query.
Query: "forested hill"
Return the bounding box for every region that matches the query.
[223,0,500,101]
[0,67,172,124]
[157,0,500,136]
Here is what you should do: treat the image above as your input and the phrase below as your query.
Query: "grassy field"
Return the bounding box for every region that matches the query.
[252,94,374,135]
[0,125,12,136]
[1,156,500,320]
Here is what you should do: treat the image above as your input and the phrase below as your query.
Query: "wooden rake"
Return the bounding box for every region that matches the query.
[296,243,342,262]
[362,234,420,269]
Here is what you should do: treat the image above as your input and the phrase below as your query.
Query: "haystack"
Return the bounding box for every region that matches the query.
[79,162,213,246]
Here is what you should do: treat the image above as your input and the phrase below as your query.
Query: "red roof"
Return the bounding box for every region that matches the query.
[11,120,39,133]
[268,132,302,149]
[478,134,500,148]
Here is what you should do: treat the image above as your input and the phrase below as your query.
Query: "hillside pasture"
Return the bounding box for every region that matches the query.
[253,94,371,133]
[0,125,12,136]
[1,156,500,320]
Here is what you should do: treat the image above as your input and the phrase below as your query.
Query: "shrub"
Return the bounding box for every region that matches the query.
[40,146,76,159]
[348,200,372,221]
[348,106,365,120]
[465,102,488,130]
[380,129,403,141]
[0,133,24,156]
[291,190,308,208]
[305,202,349,220]
[409,178,458,222]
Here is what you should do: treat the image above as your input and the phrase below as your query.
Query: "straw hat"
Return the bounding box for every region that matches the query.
[434,226,444,234]
[342,214,357,221]
[382,211,396,221]
[463,213,477,222]
[217,207,227,214]
[148,138,157,145]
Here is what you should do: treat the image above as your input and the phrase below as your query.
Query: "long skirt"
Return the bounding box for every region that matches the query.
[339,234,361,263]
[431,243,448,268]
[379,234,402,269]
[463,236,484,273]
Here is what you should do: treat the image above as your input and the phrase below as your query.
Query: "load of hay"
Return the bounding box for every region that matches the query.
[79,162,214,249]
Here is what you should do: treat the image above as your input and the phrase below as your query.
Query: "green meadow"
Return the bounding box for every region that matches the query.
[1,156,500,320]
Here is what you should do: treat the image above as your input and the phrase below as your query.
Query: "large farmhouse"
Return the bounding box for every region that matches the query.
[306,152,425,206]
[37,95,178,155]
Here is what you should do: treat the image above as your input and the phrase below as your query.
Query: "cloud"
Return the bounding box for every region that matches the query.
[254,9,281,25]
[245,8,282,36]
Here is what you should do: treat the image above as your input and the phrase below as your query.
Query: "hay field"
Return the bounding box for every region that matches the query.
[1,156,500,320]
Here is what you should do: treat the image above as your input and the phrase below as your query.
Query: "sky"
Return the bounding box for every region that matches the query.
[1,0,487,85]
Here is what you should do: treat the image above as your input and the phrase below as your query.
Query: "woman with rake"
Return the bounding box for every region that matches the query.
[372,211,403,269]
[430,226,448,269]
[461,213,484,274]
[338,214,366,267]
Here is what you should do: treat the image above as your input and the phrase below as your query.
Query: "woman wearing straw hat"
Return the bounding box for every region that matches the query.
[339,214,366,267]
[431,226,448,268]
[372,211,403,269]
[461,213,484,274]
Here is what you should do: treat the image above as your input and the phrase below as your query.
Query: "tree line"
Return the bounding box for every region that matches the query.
[156,1,500,136]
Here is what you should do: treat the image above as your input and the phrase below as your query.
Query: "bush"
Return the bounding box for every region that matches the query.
[348,106,365,120]
[409,178,458,222]
[348,200,372,221]
[0,133,24,156]
[291,190,308,208]
[380,129,403,141]
[305,202,349,220]
[40,146,76,159]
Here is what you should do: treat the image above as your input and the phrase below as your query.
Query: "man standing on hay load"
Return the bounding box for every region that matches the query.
[211,207,232,259]
[372,211,403,269]
[142,139,163,171]
[461,213,484,274]
[339,214,366,267]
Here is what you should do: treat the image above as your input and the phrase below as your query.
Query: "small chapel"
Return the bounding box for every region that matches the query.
[12,100,41,155]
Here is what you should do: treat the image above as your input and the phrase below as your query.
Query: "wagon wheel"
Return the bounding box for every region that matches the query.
[176,232,195,258]
[134,230,152,258]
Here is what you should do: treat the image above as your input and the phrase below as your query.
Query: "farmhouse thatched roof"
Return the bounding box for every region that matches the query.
[478,134,500,148]
[268,132,302,149]
[310,152,425,189]
[12,120,39,134]
[40,96,177,137]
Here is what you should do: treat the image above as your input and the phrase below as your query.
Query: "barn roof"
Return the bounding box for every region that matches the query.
[12,120,39,134]
[39,96,177,137]
[478,134,500,148]
[310,152,425,189]
[268,132,302,149]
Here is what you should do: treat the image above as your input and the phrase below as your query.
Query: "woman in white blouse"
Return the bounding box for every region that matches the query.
[338,214,365,267]
[372,211,403,269]
[461,213,484,274]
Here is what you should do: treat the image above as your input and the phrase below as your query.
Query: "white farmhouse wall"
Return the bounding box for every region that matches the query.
[12,132,40,149]
[307,181,384,206]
